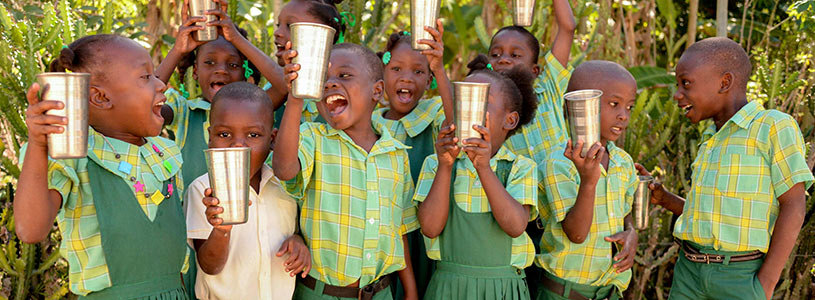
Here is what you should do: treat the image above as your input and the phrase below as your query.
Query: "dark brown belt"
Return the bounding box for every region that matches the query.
[299,275,392,300]
[679,239,764,264]
[540,274,608,300]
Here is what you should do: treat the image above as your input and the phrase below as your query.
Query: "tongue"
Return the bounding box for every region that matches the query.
[212,84,224,94]
[397,92,412,104]
[330,101,348,115]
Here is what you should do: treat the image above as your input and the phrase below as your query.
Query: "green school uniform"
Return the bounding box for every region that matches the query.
[21,128,188,298]
[371,96,446,299]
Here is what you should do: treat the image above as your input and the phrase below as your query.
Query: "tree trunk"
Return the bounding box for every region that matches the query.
[688,0,698,47]
[716,0,728,37]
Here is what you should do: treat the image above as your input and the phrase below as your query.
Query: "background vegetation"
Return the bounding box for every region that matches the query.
[0,0,813,299]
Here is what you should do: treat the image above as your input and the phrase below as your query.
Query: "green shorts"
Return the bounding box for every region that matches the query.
[668,246,766,300]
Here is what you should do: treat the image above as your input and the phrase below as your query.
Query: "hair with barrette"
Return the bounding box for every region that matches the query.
[467,54,537,136]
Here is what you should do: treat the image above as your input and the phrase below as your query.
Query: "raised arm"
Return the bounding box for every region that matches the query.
[156,0,205,83]
[271,43,303,181]
[550,0,576,67]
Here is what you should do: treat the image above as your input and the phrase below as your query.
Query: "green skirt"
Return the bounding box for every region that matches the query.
[80,274,188,300]
[424,261,530,300]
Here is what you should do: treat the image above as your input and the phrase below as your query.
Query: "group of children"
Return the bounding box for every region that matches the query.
[13,0,813,299]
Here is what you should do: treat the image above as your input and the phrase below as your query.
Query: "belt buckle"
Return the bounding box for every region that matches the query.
[358,284,375,300]
[704,254,710,264]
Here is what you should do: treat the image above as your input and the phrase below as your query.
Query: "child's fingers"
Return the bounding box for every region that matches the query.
[205,205,223,215]
[215,0,228,13]
[634,163,652,176]
[27,115,68,128]
[203,196,220,207]
[276,240,290,257]
[302,261,311,278]
[25,83,41,105]
[283,63,301,74]
[285,41,292,51]
[435,19,444,36]
[284,72,299,84]
[284,245,300,266]
[26,101,65,119]
[288,261,306,277]
[181,16,206,27]
[424,25,441,42]
[204,188,213,197]
[182,0,190,22]
[586,142,603,159]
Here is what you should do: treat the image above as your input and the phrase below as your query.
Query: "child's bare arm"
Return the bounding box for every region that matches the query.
[272,44,303,181]
[156,0,205,83]
[419,20,454,122]
[193,188,233,275]
[550,0,576,67]
[14,84,66,243]
[560,140,603,243]
[209,0,288,110]
[635,163,685,215]
[756,182,806,300]
[397,235,419,300]
[418,124,458,238]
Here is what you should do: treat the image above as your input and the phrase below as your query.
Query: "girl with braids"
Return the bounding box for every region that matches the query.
[16,34,190,299]
[269,0,347,126]
[414,55,539,300]
[372,20,453,299]
[156,0,284,193]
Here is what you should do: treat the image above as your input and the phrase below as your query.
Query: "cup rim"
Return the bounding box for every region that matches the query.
[452,81,491,87]
[37,72,92,78]
[204,147,252,153]
[290,22,337,34]
[638,175,654,181]
[564,89,603,101]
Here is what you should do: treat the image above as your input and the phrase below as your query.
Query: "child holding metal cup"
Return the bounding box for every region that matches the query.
[372,20,454,298]
[415,56,539,300]
[536,61,640,300]
[185,82,309,299]
[15,35,190,299]
[274,43,419,300]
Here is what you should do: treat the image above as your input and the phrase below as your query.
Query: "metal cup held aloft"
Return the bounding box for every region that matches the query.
[290,22,336,100]
[37,72,90,159]
[189,0,218,42]
[564,89,602,157]
[634,175,654,230]
[454,82,490,146]
[513,0,537,27]
[205,147,251,225]
[410,0,441,50]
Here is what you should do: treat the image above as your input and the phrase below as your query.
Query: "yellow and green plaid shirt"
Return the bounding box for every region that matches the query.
[371,96,446,143]
[537,141,637,292]
[164,88,209,190]
[413,145,539,269]
[674,100,814,252]
[504,51,573,164]
[19,127,185,296]
[280,122,419,286]
[263,82,322,123]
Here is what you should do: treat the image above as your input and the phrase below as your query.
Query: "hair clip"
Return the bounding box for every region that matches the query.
[486,63,494,70]
[430,77,438,89]
[382,51,392,64]
[402,31,411,36]
[61,45,68,49]
[179,83,190,99]
[243,60,254,79]
[334,12,357,44]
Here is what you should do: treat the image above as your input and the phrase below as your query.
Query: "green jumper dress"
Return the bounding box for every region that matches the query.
[81,159,189,300]
[423,160,530,300]
[391,126,436,299]
[178,108,206,299]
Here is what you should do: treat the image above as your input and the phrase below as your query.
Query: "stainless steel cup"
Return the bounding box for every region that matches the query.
[513,0,536,27]
[37,72,90,159]
[454,82,490,146]
[189,0,218,42]
[205,147,251,225]
[634,175,654,230]
[564,89,602,157]
[291,22,336,99]
[410,0,440,50]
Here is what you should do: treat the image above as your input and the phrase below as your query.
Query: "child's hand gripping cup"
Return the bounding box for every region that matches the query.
[453,81,490,146]
[634,175,654,230]
[189,0,219,41]
[512,0,536,27]
[564,89,602,157]
[290,22,336,99]
[410,0,440,50]
[36,72,91,159]
[204,147,251,225]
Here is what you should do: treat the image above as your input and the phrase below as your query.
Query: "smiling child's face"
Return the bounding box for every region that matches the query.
[318,49,383,132]
[194,38,245,101]
[208,99,275,179]
[598,78,637,144]
[488,30,540,76]
[383,41,432,118]
[673,52,727,124]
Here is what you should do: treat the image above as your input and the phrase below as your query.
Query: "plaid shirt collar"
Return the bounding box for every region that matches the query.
[372,97,439,138]
[87,127,182,182]
[703,100,763,138]
[186,97,211,111]
[318,123,409,155]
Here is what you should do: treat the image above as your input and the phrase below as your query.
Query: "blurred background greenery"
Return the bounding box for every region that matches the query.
[0,0,813,299]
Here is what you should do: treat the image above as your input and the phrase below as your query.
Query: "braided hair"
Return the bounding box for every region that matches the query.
[49,34,131,82]
[305,0,346,44]
[467,54,537,137]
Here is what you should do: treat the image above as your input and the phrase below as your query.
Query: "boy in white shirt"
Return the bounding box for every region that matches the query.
[186,82,310,299]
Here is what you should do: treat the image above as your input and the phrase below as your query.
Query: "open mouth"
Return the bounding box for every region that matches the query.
[610,125,624,134]
[152,96,166,119]
[395,88,414,104]
[325,94,349,116]
[679,104,694,116]
[210,81,227,95]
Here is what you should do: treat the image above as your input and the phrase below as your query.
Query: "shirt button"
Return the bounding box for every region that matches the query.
[607,254,612,259]
[369,218,375,224]
[609,212,614,218]
[366,253,372,260]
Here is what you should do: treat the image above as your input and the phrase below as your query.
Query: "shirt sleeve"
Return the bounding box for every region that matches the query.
[542,155,580,223]
[185,176,213,240]
[164,88,187,134]
[538,51,574,111]
[624,163,638,215]
[19,143,76,207]
[282,123,317,201]
[400,153,420,234]
[768,114,815,195]
[431,96,447,142]
[412,155,440,204]
[506,157,539,221]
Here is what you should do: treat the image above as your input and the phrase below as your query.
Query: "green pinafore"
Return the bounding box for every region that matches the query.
[179,108,206,299]
[81,159,188,300]
[423,160,529,300]
[391,126,436,299]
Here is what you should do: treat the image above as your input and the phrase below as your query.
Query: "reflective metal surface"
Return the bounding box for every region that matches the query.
[205,147,251,225]
[410,0,441,50]
[454,82,490,146]
[564,89,602,157]
[513,0,536,27]
[634,175,654,230]
[189,0,218,41]
[37,72,90,159]
[291,22,336,99]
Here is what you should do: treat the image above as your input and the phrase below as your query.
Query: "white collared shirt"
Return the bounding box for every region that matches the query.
[186,164,298,300]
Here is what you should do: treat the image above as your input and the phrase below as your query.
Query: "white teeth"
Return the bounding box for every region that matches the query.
[398,89,410,93]
[326,95,346,105]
